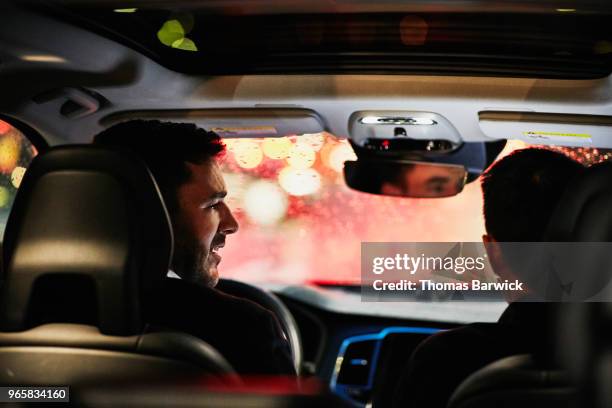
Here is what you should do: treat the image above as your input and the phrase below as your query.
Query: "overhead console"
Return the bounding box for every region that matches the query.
[348,110,463,152]
[479,111,612,148]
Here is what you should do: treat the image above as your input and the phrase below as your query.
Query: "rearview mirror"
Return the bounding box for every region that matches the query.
[344,159,468,198]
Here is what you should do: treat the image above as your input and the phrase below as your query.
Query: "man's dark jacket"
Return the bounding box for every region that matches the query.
[393,303,556,408]
[144,278,295,376]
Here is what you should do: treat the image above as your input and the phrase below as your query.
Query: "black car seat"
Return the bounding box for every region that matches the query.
[447,161,612,408]
[547,161,612,408]
[447,354,577,408]
[0,145,236,386]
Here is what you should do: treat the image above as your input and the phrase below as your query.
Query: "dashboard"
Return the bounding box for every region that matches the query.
[278,294,453,407]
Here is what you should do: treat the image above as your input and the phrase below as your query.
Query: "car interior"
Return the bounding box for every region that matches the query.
[1,0,612,407]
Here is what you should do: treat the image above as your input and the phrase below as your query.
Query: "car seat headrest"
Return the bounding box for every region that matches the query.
[0,146,173,336]
[545,161,612,242]
[543,162,612,390]
[537,161,612,303]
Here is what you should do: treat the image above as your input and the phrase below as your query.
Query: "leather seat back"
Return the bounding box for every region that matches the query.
[0,323,235,385]
[448,355,577,408]
[532,162,612,408]
[449,161,612,408]
[1,146,172,334]
[0,145,236,386]
[547,162,612,407]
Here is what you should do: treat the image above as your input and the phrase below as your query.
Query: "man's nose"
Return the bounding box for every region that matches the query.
[220,203,239,235]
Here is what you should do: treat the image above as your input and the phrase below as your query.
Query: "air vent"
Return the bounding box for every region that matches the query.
[337,339,376,386]
[331,327,441,406]
[333,338,376,404]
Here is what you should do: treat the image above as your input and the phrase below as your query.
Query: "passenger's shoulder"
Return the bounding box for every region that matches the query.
[413,323,497,358]
[161,278,273,319]
[213,287,276,320]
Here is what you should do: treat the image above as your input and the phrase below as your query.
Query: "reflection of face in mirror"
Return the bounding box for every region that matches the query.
[380,163,466,198]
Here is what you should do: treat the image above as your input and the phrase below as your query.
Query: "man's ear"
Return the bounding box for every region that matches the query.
[483,234,506,278]
[482,234,528,302]
[482,234,495,244]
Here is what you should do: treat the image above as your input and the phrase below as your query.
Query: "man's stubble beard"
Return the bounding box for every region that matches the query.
[172,237,216,288]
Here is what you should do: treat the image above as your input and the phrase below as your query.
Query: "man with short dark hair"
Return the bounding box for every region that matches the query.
[393,148,584,408]
[94,120,295,375]
[482,148,585,243]
[95,120,234,287]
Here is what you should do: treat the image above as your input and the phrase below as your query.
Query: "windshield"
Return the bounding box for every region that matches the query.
[219,134,611,287]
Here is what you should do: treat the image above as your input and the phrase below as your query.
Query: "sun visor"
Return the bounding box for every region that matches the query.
[479,111,612,148]
[100,108,325,138]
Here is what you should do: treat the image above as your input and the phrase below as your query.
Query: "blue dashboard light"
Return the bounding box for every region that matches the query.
[330,326,442,407]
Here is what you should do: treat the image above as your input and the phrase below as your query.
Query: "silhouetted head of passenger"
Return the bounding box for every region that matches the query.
[481,148,584,300]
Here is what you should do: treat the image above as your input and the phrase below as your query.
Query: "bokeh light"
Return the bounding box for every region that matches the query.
[286,143,316,169]
[295,133,325,152]
[217,133,612,286]
[233,140,263,169]
[0,186,9,208]
[327,142,357,172]
[262,137,292,160]
[400,15,429,46]
[545,145,612,166]
[223,172,248,206]
[243,180,288,226]
[0,123,36,230]
[278,167,322,196]
[11,166,26,188]
[223,138,236,151]
[0,120,11,135]
[0,132,21,173]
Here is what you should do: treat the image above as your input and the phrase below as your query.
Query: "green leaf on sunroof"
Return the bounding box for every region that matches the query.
[174,13,195,34]
[157,19,185,47]
[171,37,198,52]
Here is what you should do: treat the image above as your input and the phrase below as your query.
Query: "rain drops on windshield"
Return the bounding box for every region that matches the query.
[0,120,37,227]
[219,135,612,286]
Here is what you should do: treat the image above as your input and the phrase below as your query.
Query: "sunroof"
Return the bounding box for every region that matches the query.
[42,4,612,78]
